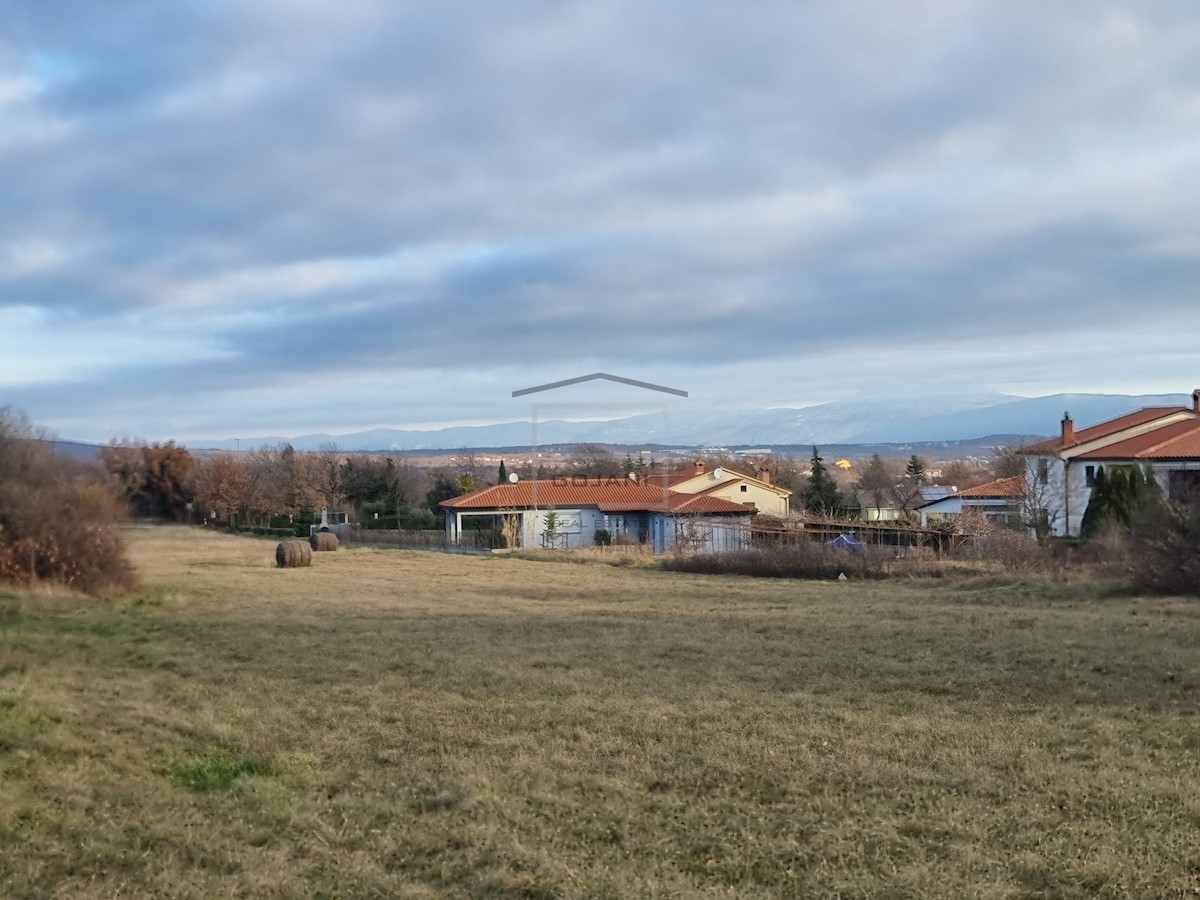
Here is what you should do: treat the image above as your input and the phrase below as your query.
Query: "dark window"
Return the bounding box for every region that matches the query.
[740,484,748,492]
[1085,465,1096,487]
[1037,459,1049,485]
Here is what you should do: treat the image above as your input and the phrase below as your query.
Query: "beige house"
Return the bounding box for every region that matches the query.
[658,460,791,516]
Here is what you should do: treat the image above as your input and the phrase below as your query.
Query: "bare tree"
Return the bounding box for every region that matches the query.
[453,449,485,491]
[1016,471,1060,541]
[570,444,623,478]
[855,454,900,516]
[992,444,1027,480]
[314,442,345,509]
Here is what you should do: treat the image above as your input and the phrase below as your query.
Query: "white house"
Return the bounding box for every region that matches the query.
[916,476,1024,528]
[1022,390,1200,536]
[440,477,755,553]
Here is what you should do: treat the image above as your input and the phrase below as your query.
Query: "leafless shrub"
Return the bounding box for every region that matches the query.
[0,408,137,593]
[1128,502,1200,596]
[958,529,1053,575]
[662,542,894,580]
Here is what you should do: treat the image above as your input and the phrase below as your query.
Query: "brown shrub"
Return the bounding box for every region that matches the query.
[309,531,339,552]
[955,527,1053,575]
[276,540,313,568]
[1128,502,1200,596]
[0,409,137,594]
[662,542,894,580]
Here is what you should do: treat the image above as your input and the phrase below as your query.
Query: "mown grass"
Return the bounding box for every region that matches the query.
[0,525,1198,897]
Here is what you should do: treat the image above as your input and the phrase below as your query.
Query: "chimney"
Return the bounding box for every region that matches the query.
[1193,389,1200,413]
[694,459,705,476]
[757,467,772,485]
[1061,411,1074,445]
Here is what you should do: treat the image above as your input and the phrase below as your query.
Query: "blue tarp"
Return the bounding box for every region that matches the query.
[826,532,864,550]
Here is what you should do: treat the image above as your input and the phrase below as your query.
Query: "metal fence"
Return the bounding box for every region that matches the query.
[342,527,493,551]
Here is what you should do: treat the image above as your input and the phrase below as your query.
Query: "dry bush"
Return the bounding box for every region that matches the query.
[662,542,894,580]
[0,409,137,593]
[1128,502,1200,596]
[956,528,1053,575]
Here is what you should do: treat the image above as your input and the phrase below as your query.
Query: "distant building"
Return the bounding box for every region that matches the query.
[917,477,1024,528]
[440,477,754,552]
[860,485,953,522]
[657,460,792,517]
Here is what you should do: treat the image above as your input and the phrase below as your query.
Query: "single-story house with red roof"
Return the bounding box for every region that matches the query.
[1022,389,1200,536]
[916,476,1025,528]
[440,476,756,552]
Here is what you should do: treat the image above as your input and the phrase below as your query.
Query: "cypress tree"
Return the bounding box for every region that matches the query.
[1109,468,1132,527]
[1080,466,1108,539]
[804,446,842,514]
[497,459,508,484]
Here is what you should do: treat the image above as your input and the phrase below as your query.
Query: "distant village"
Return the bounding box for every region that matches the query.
[79,388,1200,557]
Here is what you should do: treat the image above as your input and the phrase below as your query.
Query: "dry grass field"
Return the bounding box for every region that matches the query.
[1,526,1198,898]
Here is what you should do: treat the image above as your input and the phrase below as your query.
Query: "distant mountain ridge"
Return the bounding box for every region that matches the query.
[184,392,1191,452]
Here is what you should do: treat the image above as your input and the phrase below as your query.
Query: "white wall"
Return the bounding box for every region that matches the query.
[1024,454,1091,536]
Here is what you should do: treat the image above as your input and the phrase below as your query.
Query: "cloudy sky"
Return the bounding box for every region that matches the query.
[2,1,1199,442]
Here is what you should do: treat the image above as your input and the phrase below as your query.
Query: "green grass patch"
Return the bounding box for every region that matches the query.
[170,748,278,791]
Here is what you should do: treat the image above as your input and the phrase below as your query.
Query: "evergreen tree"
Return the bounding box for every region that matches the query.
[905,455,927,484]
[1080,466,1108,539]
[1108,468,1131,526]
[497,459,508,484]
[425,474,463,513]
[803,445,842,514]
[1081,465,1165,539]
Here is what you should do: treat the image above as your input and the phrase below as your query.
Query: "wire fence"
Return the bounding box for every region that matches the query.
[343,527,493,552]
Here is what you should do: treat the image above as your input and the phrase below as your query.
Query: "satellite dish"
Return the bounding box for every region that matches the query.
[508,473,519,483]
[712,467,724,479]
[628,472,637,480]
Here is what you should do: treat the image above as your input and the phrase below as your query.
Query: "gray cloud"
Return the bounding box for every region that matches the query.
[1,1,1198,440]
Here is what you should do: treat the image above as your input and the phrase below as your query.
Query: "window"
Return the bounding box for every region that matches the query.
[740,484,748,492]
[1037,458,1049,485]
[1085,465,1096,487]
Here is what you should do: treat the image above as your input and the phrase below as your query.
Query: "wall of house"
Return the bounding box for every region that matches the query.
[1025,454,1075,536]
[671,472,789,516]
[1026,454,1101,537]
[653,515,751,554]
[918,497,963,526]
[705,480,787,516]
[520,506,599,549]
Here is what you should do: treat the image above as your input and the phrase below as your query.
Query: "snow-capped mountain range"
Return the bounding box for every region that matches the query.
[186,392,1191,452]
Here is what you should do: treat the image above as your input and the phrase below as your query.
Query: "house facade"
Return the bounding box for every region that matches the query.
[1022,390,1200,536]
[659,460,792,516]
[916,476,1024,528]
[440,477,755,553]
[861,485,956,522]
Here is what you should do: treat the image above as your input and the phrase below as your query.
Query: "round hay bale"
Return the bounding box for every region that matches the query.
[310,531,339,552]
[276,540,313,568]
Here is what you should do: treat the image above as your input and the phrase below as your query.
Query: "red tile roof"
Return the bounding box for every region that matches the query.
[956,475,1025,498]
[1074,418,1200,460]
[650,466,792,495]
[440,479,754,515]
[1024,407,1192,453]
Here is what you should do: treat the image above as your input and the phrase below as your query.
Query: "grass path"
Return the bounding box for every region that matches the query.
[1,526,1198,897]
